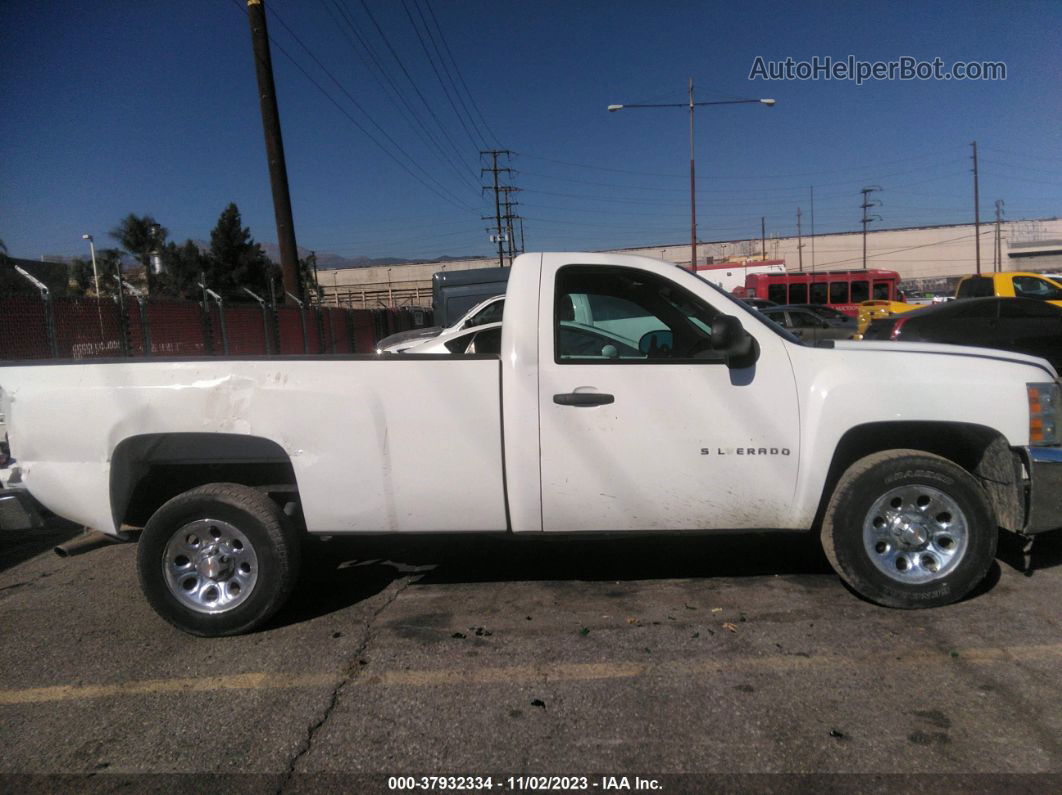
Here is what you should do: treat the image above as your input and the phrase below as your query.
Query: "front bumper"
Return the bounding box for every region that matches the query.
[1023,446,1062,534]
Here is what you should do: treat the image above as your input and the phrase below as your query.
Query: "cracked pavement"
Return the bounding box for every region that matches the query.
[2,521,1062,790]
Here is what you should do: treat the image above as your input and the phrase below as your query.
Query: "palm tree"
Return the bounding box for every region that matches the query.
[110,215,167,295]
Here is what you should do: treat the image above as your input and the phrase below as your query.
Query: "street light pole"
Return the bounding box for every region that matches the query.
[82,234,100,297]
[82,233,105,340]
[688,78,697,272]
[608,82,775,271]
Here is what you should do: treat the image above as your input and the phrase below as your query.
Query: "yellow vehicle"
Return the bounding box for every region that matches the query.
[854,300,926,339]
[955,272,1062,307]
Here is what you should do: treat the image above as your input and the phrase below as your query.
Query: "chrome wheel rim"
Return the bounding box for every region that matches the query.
[862,484,968,585]
[162,519,258,614]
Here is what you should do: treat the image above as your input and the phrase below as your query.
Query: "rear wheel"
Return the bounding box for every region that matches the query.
[137,483,301,636]
[821,450,996,608]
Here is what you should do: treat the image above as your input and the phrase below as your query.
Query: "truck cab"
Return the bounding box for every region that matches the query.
[955,272,1062,306]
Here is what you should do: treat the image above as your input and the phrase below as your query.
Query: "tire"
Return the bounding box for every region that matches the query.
[137,483,301,636]
[821,450,996,608]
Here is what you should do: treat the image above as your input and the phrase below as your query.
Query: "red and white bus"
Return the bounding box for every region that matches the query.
[693,259,786,293]
[739,269,903,316]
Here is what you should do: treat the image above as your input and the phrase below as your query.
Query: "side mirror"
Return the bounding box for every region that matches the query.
[711,314,760,369]
[639,329,673,356]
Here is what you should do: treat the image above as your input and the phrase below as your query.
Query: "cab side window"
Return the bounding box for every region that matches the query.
[788,310,821,328]
[1012,276,1062,301]
[554,266,719,362]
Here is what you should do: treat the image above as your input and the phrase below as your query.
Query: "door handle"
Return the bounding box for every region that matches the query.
[553,392,615,407]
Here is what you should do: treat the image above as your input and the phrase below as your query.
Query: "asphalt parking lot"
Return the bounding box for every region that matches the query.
[2,519,1061,792]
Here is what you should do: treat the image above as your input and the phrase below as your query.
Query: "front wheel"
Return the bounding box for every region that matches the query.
[137,483,301,636]
[821,450,996,608]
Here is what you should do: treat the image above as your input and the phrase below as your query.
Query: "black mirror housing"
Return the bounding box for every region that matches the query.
[711,314,760,369]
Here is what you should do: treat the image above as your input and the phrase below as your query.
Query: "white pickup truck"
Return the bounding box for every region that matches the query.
[2,252,1060,636]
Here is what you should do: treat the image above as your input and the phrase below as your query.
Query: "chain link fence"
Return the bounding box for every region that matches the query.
[0,292,432,361]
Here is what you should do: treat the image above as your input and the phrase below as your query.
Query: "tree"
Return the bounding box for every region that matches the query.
[95,248,124,297]
[68,258,95,296]
[158,240,208,299]
[207,203,270,299]
[298,256,321,303]
[111,214,167,296]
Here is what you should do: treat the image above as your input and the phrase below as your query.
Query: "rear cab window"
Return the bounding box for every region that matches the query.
[957,277,994,298]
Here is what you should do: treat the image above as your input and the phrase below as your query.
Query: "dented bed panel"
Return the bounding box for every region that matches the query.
[0,358,507,535]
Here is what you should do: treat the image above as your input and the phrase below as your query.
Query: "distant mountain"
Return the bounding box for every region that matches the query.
[258,242,480,270]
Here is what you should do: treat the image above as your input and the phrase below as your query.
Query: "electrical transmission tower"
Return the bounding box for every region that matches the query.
[500,185,523,264]
[481,150,523,267]
[994,199,1005,272]
[860,186,883,270]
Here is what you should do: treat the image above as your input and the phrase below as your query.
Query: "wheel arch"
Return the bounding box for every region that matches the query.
[110,433,300,530]
[813,421,1024,533]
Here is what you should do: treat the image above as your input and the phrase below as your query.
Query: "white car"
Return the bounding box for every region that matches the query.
[401,319,649,358]
[401,321,504,355]
[376,295,505,354]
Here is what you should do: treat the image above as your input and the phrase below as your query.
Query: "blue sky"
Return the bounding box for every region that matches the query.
[2,0,1060,262]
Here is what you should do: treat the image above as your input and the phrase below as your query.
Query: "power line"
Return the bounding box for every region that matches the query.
[519,147,962,181]
[404,0,486,151]
[420,0,502,147]
[235,0,477,211]
[356,0,477,182]
[320,0,480,192]
[979,145,1062,163]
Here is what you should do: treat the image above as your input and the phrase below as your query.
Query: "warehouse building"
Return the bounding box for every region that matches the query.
[318,217,1062,308]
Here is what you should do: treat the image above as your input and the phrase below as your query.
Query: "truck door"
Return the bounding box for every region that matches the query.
[537,260,802,532]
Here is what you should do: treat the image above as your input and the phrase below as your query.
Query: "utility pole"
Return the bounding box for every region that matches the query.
[246,0,301,304]
[481,149,514,267]
[760,217,766,260]
[810,186,816,272]
[796,208,804,271]
[972,141,981,275]
[860,186,883,270]
[994,199,1005,272]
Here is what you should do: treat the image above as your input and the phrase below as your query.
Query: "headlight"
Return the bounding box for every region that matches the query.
[1028,382,1061,446]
